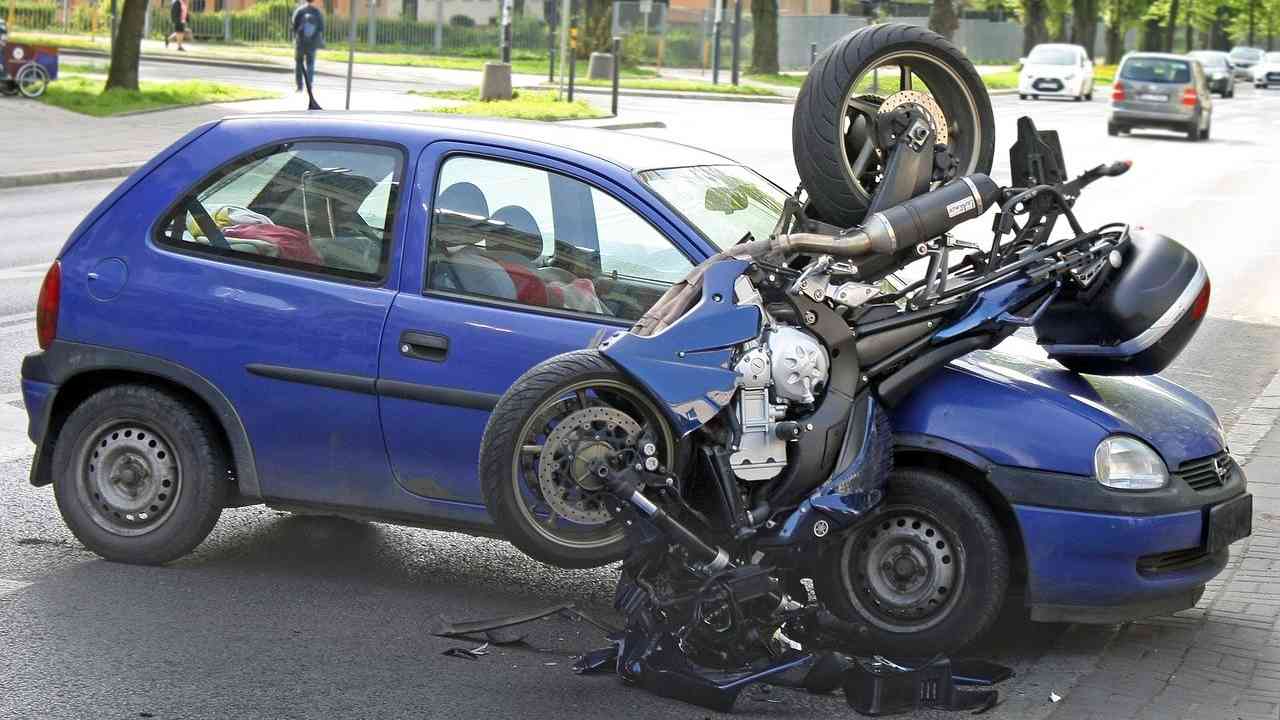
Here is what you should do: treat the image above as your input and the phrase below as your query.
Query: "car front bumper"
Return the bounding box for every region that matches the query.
[1020,75,1086,96]
[990,462,1249,625]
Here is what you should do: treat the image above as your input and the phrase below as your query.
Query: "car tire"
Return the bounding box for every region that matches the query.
[1085,91,1093,101]
[479,350,678,569]
[1031,94,1039,100]
[1226,87,1234,98]
[1073,94,1082,102]
[1019,93,1028,100]
[1107,121,1120,136]
[1200,122,1210,141]
[816,468,1010,656]
[1186,119,1200,141]
[52,384,229,565]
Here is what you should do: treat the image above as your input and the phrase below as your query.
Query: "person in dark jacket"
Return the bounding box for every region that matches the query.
[291,0,325,93]
[165,0,188,51]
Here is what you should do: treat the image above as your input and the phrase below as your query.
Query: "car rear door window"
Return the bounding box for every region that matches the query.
[426,155,693,322]
[156,141,403,281]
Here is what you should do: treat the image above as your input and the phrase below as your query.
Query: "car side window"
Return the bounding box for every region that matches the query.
[426,155,693,322]
[156,141,403,281]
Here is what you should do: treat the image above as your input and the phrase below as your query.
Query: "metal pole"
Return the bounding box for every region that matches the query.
[62,0,68,31]
[433,0,442,51]
[548,13,556,81]
[611,35,620,115]
[809,41,817,66]
[556,0,571,98]
[367,0,376,46]
[730,0,741,85]
[500,0,512,63]
[346,0,358,109]
[711,0,722,83]
[223,7,230,41]
[566,0,577,101]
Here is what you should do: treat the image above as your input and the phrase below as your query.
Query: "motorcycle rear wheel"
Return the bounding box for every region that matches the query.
[479,350,678,568]
[792,23,995,227]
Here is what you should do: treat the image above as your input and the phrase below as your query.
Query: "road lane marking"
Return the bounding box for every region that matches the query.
[0,578,33,598]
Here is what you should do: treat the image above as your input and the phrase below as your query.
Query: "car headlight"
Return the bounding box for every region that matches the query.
[1095,436,1168,490]
[1064,73,1076,81]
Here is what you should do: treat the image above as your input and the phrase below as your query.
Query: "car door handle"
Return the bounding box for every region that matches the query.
[400,331,449,362]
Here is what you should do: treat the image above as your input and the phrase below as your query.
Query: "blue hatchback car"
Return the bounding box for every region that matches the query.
[21,114,1248,645]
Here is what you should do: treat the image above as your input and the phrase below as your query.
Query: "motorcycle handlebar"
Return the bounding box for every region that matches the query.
[774,174,1001,258]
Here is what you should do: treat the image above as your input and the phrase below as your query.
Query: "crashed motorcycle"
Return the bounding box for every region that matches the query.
[478,24,1210,711]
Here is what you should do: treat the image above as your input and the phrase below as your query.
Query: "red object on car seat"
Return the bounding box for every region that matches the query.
[223,224,323,265]
[495,261,549,307]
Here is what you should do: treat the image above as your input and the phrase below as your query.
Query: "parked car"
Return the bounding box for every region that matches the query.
[21,114,1247,632]
[1019,43,1095,101]
[1229,46,1265,79]
[1110,53,1213,141]
[1187,50,1235,97]
[1254,51,1280,88]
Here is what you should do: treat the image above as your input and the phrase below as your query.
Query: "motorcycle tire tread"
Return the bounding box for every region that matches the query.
[793,23,996,227]
[478,349,632,569]
[815,467,1010,655]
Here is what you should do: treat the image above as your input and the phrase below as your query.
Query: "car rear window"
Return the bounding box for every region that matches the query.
[1120,58,1191,84]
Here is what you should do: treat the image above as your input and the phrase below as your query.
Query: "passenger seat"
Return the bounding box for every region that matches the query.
[431,183,517,301]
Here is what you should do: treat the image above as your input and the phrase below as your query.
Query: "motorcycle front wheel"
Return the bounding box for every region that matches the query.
[479,350,678,568]
[793,23,995,227]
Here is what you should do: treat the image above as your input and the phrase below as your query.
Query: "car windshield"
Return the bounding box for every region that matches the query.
[1121,57,1191,83]
[638,164,789,251]
[1028,46,1077,65]
[1190,52,1227,68]
[1230,47,1263,62]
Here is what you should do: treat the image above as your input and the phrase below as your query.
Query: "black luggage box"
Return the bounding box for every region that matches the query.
[1034,230,1208,376]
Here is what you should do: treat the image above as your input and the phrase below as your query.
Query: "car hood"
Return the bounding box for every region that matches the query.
[953,336,1226,467]
[1024,63,1079,77]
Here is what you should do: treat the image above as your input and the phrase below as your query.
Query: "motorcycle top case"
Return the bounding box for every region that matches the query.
[1033,230,1208,376]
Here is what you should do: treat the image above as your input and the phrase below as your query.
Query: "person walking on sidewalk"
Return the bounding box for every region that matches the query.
[291,0,325,93]
[165,0,188,52]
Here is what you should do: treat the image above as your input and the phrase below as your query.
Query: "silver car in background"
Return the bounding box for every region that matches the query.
[1187,50,1236,97]
[1254,52,1280,89]
[1109,53,1213,142]
[1230,47,1265,79]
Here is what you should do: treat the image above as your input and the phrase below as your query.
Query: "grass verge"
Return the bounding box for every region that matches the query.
[412,88,606,121]
[575,77,777,95]
[746,72,806,88]
[40,77,277,116]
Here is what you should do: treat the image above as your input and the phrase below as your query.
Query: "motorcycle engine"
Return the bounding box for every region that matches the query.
[730,324,829,482]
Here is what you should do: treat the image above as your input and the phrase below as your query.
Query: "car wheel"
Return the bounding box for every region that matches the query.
[1019,93,1028,100]
[1085,91,1093,101]
[1107,121,1120,136]
[1031,94,1039,100]
[815,468,1010,656]
[1200,122,1210,141]
[1186,119,1200,141]
[1226,87,1234,98]
[1073,94,1082,102]
[52,385,229,565]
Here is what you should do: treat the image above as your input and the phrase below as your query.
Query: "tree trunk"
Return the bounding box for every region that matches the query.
[1164,0,1179,51]
[928,0,959,40]
[1023,0,1048,54]
[1105,21,1123,63]
[104,0,148,91]
[1071,0,1097,58]
[750,0,779,74]
[581,0,613,56]
[1139,17,1161,50]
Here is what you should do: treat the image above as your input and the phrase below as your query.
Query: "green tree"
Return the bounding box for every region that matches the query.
[581,0,613,56]
[1072,0,1100,55]
[104,0,147,91]
[751,0,779,73]
[1023,0,1049,52]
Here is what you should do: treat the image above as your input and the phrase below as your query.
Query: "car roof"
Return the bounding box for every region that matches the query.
[1122,52,1193,62]
[219,112,737,173]
[1031,43,1084,52]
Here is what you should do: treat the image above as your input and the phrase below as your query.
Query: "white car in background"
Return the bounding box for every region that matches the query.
[1255,52,1280,88]
[1019,43,1096,101]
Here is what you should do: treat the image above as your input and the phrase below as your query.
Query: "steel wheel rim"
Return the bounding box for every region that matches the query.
[511,379,675,551]
[837,50,983,206]
[76,421,182,537]
[839,506,966,632]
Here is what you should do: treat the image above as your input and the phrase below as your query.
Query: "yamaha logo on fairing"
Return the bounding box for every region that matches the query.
[946,195,976,218]
[813,520,830,537]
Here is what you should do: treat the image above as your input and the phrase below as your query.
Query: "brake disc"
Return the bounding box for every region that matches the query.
[537,406,642,524]
[878,90,949,146]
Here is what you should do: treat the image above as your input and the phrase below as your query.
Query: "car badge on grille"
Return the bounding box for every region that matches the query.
[1215,456,1231,480]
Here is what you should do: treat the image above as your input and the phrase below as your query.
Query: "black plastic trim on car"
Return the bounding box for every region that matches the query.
[376,379,499,411]
[1029,583,1210,624]
[243,364,500,411]
[245,363,377,395]
[21,340,263,501]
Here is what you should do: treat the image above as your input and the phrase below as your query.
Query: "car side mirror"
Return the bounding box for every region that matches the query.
[705,186,749,214]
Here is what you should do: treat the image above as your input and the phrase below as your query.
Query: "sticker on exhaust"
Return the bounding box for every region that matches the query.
[947,196,976,218]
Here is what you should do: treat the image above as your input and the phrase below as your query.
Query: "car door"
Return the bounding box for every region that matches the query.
[376,143,701,507]
[144,137,408,505]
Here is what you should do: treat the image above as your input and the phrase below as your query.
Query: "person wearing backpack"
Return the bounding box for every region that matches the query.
[291,0,325,93]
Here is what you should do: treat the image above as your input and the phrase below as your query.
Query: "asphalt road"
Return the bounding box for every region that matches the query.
[1,84,1280,719]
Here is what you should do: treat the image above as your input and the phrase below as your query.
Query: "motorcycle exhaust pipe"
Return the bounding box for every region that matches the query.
[604,472,732,573]
[776,174,1001,258]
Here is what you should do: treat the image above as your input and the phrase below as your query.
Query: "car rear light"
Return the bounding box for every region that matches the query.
[36,260,60,350]
[1181,87,1197,106]
[1111,82,1126,102]
[1190,277,1211,321]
